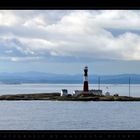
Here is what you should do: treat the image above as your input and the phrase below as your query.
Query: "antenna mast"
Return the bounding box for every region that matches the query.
[98,76,100,90]
[129,77,131,97]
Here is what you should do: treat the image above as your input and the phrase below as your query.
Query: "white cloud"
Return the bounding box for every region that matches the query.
[0,10,140,61]
[0,56,41,62]
[0,11,22,26]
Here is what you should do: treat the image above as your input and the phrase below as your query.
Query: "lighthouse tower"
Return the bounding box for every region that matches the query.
[83,66,89,92]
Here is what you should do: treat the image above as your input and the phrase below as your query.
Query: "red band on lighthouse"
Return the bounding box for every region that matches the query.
[83,66,89,92]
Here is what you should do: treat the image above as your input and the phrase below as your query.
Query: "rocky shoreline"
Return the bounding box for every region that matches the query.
[0,93,140,101]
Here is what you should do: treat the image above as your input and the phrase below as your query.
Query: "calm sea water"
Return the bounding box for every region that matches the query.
[0,101,140,130]
[0,83,139,97]
[0,84,140,130]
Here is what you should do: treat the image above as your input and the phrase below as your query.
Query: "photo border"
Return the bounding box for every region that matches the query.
[0,0,140,139]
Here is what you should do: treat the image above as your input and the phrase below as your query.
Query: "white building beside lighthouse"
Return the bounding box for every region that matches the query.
[61,89,68,96]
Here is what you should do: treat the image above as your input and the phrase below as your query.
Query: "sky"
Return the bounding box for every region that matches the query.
[0,10,140,74]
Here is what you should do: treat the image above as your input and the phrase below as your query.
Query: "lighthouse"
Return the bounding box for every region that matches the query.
[73,66,103,96]
[83,66,89,92]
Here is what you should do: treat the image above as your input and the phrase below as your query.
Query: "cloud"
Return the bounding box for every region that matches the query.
[0,56,41,62]
[0,10,140,62]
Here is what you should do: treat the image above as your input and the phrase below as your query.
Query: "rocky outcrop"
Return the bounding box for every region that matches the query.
[0,93,140,101]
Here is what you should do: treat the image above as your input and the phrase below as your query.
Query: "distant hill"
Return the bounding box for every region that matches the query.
[0,72,140,84]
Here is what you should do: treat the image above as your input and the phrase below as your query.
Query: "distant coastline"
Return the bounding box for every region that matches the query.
[1,72,140,84]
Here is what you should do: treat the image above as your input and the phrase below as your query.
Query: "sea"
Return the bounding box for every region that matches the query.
[0,83,140,130]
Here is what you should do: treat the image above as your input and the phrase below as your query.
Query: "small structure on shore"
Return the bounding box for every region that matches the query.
[73,89,102,96]
[90,89,102,96]
[73,90,82,96]
[61,89,68,96]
